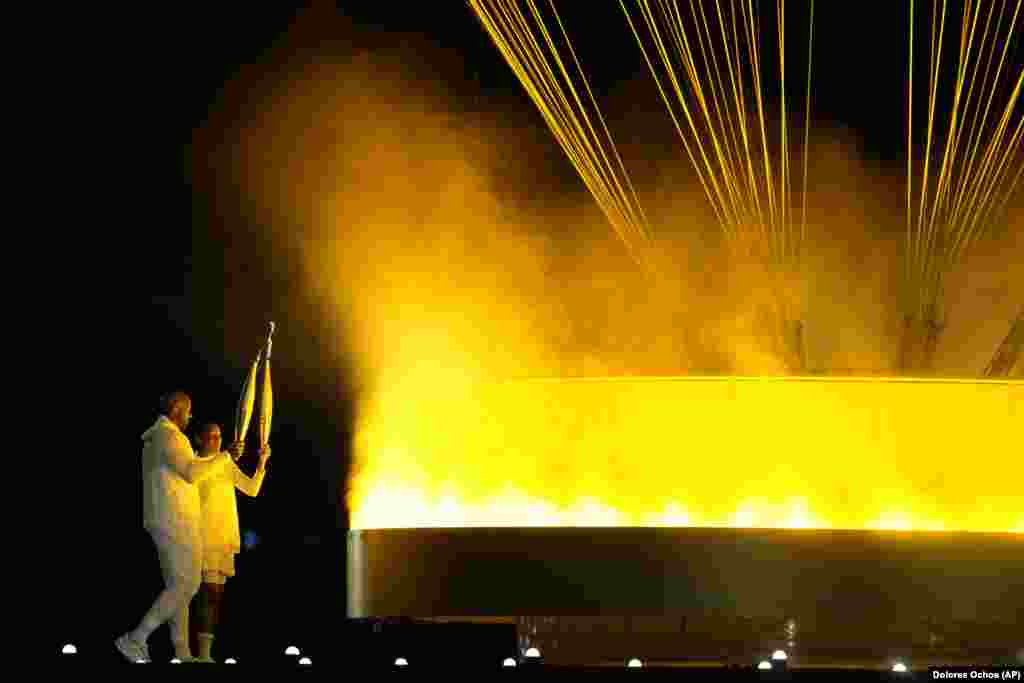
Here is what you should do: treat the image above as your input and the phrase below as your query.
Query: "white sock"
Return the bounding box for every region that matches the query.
[170,606,192,659]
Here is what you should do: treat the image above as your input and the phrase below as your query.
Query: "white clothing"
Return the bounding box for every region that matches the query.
[146,526,202,655]
[128,416,230,656]
[196,453,266,578]
[141,416,229,538]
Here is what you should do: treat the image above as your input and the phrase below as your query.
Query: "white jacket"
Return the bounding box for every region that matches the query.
[141,415,228,538]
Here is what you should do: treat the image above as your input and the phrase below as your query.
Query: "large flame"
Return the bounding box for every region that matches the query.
[349,375,1022,532]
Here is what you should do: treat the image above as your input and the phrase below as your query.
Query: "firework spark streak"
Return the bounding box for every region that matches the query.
[468,0,654,274]
[619,0,814,370]
[906,0,1023,335]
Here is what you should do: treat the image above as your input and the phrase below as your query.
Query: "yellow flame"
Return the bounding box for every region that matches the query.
[349,375,1022,533]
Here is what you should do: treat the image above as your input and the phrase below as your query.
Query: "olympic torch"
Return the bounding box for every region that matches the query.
[234,348,262,447]
[258,321,274,450]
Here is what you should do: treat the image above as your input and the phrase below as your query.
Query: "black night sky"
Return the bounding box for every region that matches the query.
[57,0,1018,664]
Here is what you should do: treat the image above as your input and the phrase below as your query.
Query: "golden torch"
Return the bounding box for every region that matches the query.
[258,321,274,450]
[234,347,261,447]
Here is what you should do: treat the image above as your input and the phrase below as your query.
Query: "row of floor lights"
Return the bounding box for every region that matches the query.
[175,645,307,665]
[57,642,915,670]
[756,650,911,674]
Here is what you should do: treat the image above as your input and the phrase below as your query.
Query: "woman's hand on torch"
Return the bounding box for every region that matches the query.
[259,445,271,469]
[230,441,245,462]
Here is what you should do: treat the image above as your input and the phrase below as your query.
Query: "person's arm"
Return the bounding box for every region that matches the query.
[163,431,228,484]
[233,444,270,497]
[231,458,266,497]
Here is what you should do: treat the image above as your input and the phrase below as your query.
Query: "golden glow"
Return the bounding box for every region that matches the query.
[350,376,1022,532]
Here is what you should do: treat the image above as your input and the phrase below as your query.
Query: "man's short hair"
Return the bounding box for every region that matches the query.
[160,391,190,417]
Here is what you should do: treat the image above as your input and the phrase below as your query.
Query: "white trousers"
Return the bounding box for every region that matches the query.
[138,525,203,652]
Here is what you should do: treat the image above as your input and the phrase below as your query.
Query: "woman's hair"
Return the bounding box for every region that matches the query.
[193,422,223,451]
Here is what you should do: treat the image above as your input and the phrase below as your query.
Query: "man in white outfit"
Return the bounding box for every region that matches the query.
[115,391,239,663]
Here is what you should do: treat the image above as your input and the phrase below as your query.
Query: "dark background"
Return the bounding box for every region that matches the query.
[53,0,1016,664]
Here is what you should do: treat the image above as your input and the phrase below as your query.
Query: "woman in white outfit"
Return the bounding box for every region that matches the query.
[116,392,236,663]
[190,422,270,663]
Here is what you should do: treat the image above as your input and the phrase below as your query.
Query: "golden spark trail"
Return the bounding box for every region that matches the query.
[939,0,995,228]
[677,2,750,230]
[743,0,780,263]
[778,0,790,268]
[661,1,748,235]
[924,0,979,266]
[621,0,807,276]
[920,0,976,311]
[947,0,1018,233]
[693,0,755,229]
[944,68,1022,272]
[724,1,769,249]
[621,1,738,237]
[991,158,1024,226]
[955,68,1023,240]
[714,0,765,243]
[953,107,1024,264]
[547,2,653,244]
[916,0,948,321]
[907,0,915,306]
[801,0,812,257]
[905,0,1021,370]
[469,0,654,273]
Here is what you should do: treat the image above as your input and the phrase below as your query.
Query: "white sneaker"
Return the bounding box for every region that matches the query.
[115,635,150,663]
